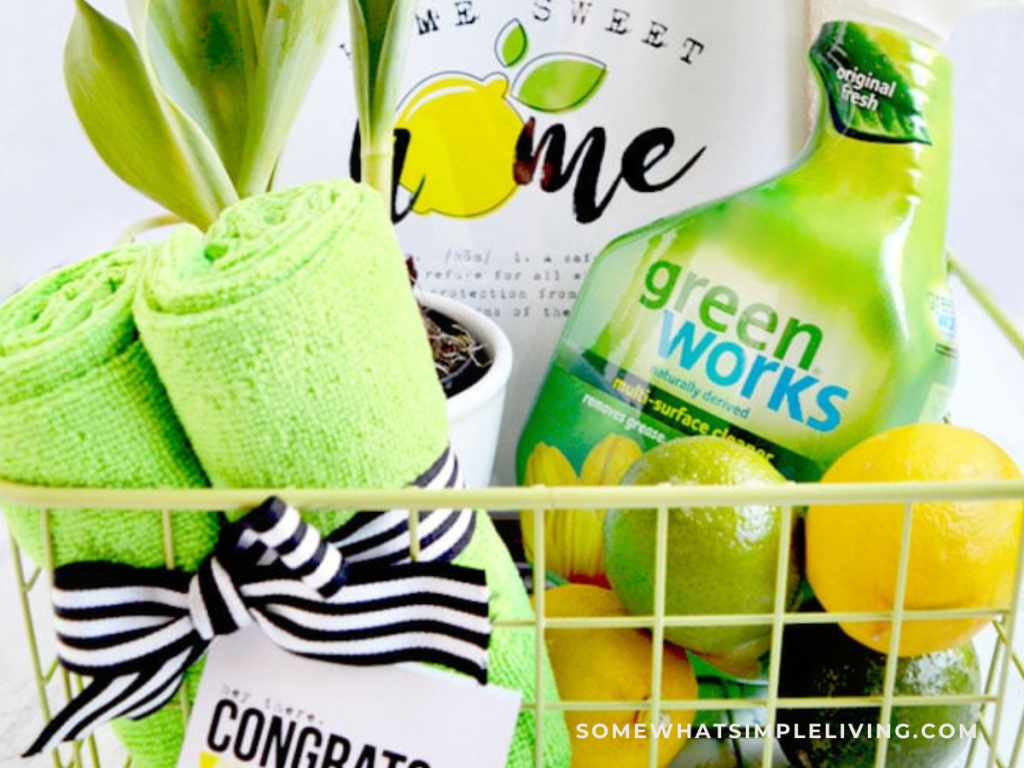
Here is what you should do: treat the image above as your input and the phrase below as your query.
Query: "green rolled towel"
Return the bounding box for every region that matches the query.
[132,179,571,768]
[135,179,449,504]
[0,244,220,570]
[0,244,220,768]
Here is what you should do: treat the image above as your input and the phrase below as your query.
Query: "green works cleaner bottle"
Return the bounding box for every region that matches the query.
[517,10,965,483]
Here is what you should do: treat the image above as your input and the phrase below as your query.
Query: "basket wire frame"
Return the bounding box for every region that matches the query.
[3,257,1024,768]
[8,478,1024,768]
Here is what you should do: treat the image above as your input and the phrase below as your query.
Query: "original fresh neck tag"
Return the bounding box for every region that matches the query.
[810,21,936,145]
[177,627,522,768]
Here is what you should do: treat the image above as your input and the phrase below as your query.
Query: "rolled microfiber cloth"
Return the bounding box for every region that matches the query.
[133,179,571,768]
[135,179,450,506]
[0,243,220,570]
[0,244,220,768]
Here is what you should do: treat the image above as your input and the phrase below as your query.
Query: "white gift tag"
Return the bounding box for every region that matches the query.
[177,627,522,768]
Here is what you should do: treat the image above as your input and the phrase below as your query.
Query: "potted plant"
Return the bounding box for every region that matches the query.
[346,0,514,486]
[63,0,512,485]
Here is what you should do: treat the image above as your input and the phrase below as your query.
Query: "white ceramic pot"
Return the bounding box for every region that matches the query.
[417,291,513,488]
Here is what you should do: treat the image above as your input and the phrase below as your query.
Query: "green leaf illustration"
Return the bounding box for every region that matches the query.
[811,22,931,145]
[495,18,528,67]
[512,53,606,113]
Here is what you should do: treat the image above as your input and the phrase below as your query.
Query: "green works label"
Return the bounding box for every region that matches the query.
[518,252,858,483]
[636,260,849,435]
[581,349,819,479]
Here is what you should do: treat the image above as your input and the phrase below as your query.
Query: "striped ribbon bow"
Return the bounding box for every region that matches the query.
[26,449,490,756]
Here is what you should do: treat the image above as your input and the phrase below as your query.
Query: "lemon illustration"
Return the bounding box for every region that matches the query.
[199,753,246,768]
[396,73,524,218]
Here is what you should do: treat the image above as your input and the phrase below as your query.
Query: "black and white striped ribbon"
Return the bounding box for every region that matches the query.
[26,448,489,756]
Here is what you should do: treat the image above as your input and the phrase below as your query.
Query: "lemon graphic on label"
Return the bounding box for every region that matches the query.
[397,73,524,218]
[393,19,610,219]
[199,753,246,768]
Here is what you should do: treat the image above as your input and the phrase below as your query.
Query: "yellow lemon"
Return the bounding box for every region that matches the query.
[806,423,1023,656]
[540,584,698,768]
[396,73,524,218]
[521,436,642,585]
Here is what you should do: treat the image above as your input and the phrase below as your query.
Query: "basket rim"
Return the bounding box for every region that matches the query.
[0,476,1021,512]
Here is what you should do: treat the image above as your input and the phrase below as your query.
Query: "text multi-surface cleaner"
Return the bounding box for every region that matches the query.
[516,0,1015,484]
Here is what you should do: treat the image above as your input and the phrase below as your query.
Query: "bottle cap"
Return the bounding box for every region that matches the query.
[815,0,1022,44]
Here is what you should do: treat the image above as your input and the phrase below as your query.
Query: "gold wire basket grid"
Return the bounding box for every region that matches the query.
[6,480,1024,768]
[3,256,1024,768]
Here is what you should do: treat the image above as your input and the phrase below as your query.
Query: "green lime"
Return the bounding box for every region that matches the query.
[777,613,981,768]
[603,436,798,664]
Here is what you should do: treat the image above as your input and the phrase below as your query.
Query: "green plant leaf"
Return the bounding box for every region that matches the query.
[347,0,417,197]
[237,0,270,67]
[237,0,343,196]
[126,0,253,185]
[811,22,931,145]
[495,19,527,67]
[64,0,238,228]
[512,53,605,113]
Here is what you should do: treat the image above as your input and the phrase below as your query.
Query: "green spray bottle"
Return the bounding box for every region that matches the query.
[517,1,1011,485]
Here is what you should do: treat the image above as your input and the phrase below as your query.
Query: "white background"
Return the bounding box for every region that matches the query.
[2,2,1024,766]
[1,2,1022,463]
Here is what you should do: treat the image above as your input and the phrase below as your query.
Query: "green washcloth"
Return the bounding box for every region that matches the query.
[135,179,449,505]
[0,244,220,570]
[132,179,571,768]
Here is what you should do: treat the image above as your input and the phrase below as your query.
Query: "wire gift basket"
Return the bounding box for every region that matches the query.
[3,257,1024,768]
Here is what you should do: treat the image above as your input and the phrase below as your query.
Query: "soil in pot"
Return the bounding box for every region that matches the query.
[409,258,493,397]
[421,305,492,396]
